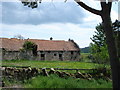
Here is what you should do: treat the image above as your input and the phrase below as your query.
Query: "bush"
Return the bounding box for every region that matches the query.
[90,43,109,64]
[80,53,91,62]
[22,41,37,56]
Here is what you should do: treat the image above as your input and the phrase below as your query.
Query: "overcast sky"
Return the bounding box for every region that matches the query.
[0,0,119,48]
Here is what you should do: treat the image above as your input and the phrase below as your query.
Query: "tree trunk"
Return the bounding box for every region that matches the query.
[74,1,120,89]
[101,10,120,89]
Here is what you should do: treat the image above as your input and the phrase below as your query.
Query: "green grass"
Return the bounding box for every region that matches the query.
[2,60,112,88]
[23,74,112,88]
[3,74,112,88]
[2,60,110,73]
[3,77,23,88]
[80,53,91,62]
[2,60,102,69]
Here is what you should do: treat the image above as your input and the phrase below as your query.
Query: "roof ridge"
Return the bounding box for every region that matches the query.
[0,38,67,42]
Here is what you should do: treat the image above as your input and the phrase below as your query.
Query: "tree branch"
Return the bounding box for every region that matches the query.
[100,2,107,9]
[100,1,112,14]
[74,0,101,15]
[108,2,112,13]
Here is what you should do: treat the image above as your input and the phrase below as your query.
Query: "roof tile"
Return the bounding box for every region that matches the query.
[0,38,80,51]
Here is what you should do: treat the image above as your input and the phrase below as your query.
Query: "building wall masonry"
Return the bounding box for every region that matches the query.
[1,38,81,61]
[2,50,80,61]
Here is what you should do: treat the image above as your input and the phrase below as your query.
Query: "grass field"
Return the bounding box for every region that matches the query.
[80,53,91,62]
[2,60,105,69]
[2,60,111,88]
[2,60,110,74]
[3,74,112,88]
[24,75,112,88]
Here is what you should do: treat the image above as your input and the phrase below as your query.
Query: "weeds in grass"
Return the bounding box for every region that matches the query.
[23,75,112,88]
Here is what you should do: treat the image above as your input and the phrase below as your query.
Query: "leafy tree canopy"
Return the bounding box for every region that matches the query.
[22,41,38,56]
[90,20,120,64]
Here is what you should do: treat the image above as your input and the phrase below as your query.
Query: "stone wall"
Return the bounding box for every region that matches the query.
[0,49,2,61]
[2,51,20,60]
[1,67,111,82]
[37,51,80,61]
[2,50,80,61]
[2,50,33,60]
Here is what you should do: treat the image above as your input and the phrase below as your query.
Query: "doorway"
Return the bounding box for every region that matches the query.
[59,54,63,61]
[41,54,45,60]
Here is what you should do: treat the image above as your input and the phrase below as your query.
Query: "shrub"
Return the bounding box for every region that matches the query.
[22,41,37,56]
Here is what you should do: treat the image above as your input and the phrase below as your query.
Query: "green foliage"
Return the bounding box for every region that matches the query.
[3,74,112,88]
[81,47,90,53]
[90,43,109,64]
[21,0,41,9]
[113,20,120,31]
[22,41,37,56]
[80,53,91,62]
[3,77,23,88]
[19,48,25,52]
[23,75,112,88]
[90,23,109,64]
[91,23,106,47]
[2,60,101,69]
[23,41,35,50]
[2,60,111,88]
[2,60,109,74]
[90,20,120,64]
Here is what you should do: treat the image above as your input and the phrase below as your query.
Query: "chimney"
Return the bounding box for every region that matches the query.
[50,37,53,40]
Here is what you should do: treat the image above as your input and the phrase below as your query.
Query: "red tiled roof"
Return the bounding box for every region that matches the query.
[0,38,80,51]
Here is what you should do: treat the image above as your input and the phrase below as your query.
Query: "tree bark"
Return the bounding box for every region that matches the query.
[101,5,120,89]
[74,1,101,15]
[75,1,120,89]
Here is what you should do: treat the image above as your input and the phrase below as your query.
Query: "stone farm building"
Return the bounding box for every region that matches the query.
[0,38,80,61]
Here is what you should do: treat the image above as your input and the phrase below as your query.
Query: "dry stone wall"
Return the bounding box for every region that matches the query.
[1,67,112,82]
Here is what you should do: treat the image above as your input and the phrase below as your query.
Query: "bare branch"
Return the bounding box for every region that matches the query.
[74,0,101,15]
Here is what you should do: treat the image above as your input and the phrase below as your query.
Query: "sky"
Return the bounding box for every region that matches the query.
[0,0,119,48]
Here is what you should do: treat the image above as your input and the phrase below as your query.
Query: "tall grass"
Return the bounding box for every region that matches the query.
[23,75,112,88]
